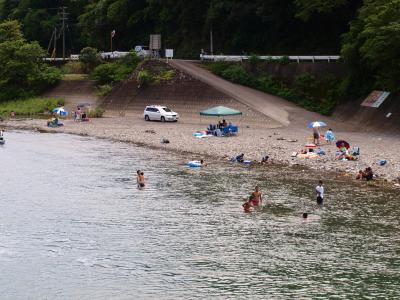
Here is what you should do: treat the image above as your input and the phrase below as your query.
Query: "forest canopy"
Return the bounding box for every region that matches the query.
[1,0,399,92]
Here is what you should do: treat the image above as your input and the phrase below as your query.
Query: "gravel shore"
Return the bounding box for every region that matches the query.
[3,110,400,187]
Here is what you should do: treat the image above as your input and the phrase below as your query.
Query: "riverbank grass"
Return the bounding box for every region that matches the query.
[0,98,65,118]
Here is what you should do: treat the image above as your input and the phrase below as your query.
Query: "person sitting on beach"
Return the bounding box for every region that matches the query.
[138,171,145,188]
[242,199,253,213]
[200,159,207,167]
[325,128,335,145]
[221,119,228,128]
[81,112,89,122]
[364,167,373,181]
[250,185,263,206]
[356,170,365,180]
[235,153,244,163]
[261,155,269,164]
[337,144,349,160]
[217,121,223,129]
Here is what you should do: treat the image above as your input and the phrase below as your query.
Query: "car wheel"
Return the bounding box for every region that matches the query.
[161,116,165,123]
[145,115,150,121]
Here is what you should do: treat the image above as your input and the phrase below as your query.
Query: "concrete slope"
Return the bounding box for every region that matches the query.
[169,60,325,127]
[43,79,98,111]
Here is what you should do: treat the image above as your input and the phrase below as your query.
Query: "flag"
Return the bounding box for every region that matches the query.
[111,30,116,38]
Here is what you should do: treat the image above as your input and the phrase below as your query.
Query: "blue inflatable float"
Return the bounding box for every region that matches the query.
[188,160,202,167]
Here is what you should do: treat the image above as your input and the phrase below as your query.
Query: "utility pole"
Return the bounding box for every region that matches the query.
[59,6,68,61]
[54,27,57,61]
[210,26,214,56]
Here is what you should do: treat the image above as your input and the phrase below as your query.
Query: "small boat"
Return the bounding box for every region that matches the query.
[0,136,5,145]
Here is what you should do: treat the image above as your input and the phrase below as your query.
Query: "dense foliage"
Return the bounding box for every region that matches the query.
[1,1,399,94]
[91,51,141,96]
[209,62,343,115]
[0,0,360,57]
[342,0,400,92]
[0,19,61,101]
[0,97,64,118]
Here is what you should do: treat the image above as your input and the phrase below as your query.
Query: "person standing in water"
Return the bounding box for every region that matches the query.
[138,172,145,188]
[250,185,263,206]
[136,170,141,187]
[315,180,324,206]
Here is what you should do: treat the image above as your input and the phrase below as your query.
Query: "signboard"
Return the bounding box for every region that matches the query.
[361,90,390,108]
[149,34,161,50]
[165,49,174,59]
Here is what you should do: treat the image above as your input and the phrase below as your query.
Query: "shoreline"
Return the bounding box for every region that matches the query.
[2,116,399,190]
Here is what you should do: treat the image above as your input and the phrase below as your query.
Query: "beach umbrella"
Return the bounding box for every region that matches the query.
[307,121,327,128]
[336,140,350,149]
[200,106,242,117]
[53,107,68,117]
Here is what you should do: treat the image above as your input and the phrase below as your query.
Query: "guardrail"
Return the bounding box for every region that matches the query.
[200,54,340,63]
[44,57,79,62]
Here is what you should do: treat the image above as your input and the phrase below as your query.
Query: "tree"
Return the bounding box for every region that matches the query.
[342,0,400,92]
[79,46,100,72]
[0,19,61,100]
[294,0,349,20]
[0,18,23,41]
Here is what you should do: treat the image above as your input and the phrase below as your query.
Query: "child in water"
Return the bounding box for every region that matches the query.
[242,199,253,213]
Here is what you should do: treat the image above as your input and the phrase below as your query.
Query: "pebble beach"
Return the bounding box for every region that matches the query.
[3,109,400,187]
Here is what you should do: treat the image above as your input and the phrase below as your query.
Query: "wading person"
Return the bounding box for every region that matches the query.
[138,171,145,188]
[242,199,253,213]
[315,180,324,206]
[250,185,263,206]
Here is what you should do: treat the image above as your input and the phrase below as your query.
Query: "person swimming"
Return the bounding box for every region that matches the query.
[303,212,308,219]
[250,185,262,206]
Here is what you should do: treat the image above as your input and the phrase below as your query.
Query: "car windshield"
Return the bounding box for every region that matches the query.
[162,107,172,112]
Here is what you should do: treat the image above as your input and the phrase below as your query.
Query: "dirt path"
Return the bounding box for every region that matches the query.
[169,60,333,128]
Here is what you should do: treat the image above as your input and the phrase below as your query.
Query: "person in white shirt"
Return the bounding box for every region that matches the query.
[316,180,324,206]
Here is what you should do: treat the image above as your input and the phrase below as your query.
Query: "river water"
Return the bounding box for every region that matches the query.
[0,131,399,299]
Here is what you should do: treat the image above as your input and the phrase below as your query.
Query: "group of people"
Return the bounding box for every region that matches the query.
[313,127,335,146]
[242,180,325,214]
[336,143,358,161]
[356,167,373,181]
[206,119,238,137]
[72,107,89,122]
[217,119,228,129]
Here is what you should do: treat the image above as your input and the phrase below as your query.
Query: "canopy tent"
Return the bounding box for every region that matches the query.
[200,106,242,117]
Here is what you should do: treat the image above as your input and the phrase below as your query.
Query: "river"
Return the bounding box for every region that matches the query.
[0,131,399,299]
